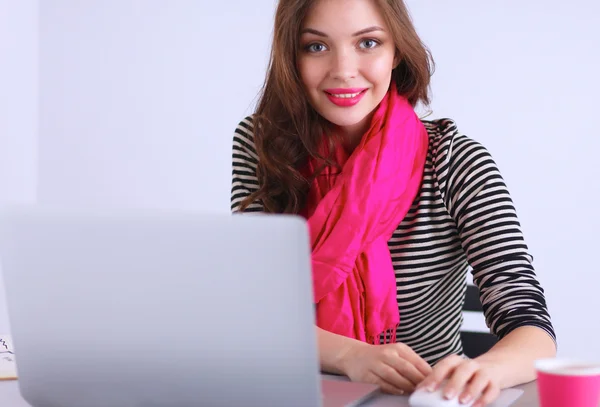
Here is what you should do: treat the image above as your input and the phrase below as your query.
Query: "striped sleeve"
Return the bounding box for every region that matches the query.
[436,121,556,344]
[230,116,265,213]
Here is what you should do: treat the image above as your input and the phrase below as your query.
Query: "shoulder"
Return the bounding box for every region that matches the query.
[421,117,497,171]
[232,115,258,162]
[420,118,503,206]
[233,114,256,145]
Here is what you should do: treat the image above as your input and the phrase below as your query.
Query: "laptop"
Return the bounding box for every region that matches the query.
[0,206,379,407]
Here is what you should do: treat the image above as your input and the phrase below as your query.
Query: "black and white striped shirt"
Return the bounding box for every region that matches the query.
[230,115,556,365]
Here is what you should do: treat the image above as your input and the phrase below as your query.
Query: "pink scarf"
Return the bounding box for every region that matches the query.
[302,85,429,344]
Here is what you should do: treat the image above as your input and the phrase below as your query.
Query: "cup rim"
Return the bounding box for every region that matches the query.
[535,358,600,376]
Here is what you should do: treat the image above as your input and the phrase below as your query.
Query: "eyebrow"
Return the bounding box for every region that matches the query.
[300,26,384,37]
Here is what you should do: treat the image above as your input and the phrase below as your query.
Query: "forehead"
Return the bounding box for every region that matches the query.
[301,0,387,32]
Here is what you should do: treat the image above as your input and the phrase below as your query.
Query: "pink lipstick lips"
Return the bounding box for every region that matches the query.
[324,88,368,107]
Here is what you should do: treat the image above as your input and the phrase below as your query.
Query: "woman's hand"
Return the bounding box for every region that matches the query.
[338,342,432,395]
[417,355,505,407]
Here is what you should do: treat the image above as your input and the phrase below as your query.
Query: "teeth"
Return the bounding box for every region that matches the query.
[330,92,361,98]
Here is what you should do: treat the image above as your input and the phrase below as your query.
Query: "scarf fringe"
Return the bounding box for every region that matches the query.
[367,324,399,345]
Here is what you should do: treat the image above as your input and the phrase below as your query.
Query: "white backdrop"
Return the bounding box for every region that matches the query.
[36,0,274,211]
[1,0,600,360]
[0,0,38,335]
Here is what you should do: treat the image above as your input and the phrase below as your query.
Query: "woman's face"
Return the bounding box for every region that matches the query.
[297,0,397,138]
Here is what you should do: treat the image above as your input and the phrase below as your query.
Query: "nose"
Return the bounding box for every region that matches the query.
[329,50,358,81]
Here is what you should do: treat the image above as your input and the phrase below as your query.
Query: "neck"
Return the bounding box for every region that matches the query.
[335,114,373,155]
[338,128,362,154]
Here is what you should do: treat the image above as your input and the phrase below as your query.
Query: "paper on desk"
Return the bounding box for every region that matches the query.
[0,334,17,380]
[488,388,524,407]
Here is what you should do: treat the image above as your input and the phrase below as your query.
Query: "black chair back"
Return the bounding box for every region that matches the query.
[461,285,498,358]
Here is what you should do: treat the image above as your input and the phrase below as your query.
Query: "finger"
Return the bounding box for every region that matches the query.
[393,343,432,376]
[442,360,480,400]
[418,355,464,392]
[382,352,426,386]
[459,370,490,405]
[375,363,415,393]
[367,368,409,396]
[361,371,398,395]
[378,381,404,396]
[472,382,500,407]
[418,355,463,391]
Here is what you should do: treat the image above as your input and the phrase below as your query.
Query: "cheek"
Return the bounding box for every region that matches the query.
[298,58,321,91]
[363,53,396,84]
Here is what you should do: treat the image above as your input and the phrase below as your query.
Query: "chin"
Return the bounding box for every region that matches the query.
[319,109,369,128]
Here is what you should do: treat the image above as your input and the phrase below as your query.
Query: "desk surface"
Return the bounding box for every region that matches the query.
[323,374,539,407]
[0,376,541,407]
[366,382,539,407]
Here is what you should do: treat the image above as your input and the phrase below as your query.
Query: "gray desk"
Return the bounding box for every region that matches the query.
[322,374,539,407]
[366,381,540,406]
[0,376,541,407]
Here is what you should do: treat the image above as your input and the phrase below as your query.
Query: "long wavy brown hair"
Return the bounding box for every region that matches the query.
[238,0,434,214]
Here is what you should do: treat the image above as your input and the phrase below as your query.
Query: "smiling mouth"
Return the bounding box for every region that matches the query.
[324,88,368,98]
[325,91,364,98]
[323,88,368,107]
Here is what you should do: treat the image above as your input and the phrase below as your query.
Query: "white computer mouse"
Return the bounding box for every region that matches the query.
[408,386,474,407]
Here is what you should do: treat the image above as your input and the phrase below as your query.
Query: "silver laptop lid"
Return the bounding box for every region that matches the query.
[0,207,321,407]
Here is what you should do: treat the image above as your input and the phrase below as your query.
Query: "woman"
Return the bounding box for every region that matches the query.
[230,0,557,405]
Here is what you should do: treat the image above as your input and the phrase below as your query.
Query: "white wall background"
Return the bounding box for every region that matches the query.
[37,0,274,211]
[0,0,38,334]
[1,0,600,360]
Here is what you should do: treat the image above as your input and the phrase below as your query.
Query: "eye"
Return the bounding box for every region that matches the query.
[359,38,380,49]
[305,43,328,53]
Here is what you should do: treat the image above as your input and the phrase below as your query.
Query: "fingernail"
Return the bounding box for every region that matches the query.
[460,394,472,404]
[426,383,436,392]
[444,389,456,399]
